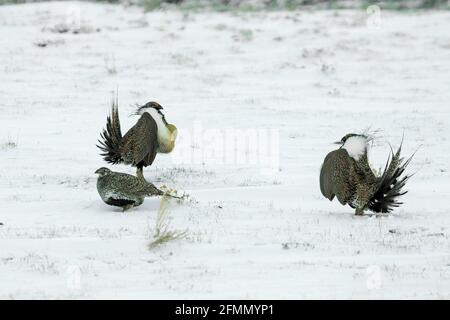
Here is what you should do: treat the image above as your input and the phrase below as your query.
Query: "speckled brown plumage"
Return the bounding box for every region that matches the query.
[95,167,163,211]
[97,98,176,180]
[320,134,413,215]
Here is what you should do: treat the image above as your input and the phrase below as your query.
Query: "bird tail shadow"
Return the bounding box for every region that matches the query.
[97,92,123,164]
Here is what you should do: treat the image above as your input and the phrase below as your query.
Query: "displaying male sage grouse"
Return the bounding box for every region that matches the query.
[95,167,164,211]
[319,133,414,215]
[97,97,177,180]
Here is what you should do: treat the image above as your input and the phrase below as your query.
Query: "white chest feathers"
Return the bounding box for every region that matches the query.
[342,136,368,161]
[145,108,171,145]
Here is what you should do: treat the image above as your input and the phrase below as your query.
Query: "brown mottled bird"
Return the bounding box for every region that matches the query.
[95,167,164,211]
[320,133,414,215]
[97,97,177,180]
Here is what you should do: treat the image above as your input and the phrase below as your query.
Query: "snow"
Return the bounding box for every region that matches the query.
[342,135,367,161]
[0,1,450,299]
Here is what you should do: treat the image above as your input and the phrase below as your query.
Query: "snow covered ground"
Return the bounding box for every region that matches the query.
[0,1,449,299]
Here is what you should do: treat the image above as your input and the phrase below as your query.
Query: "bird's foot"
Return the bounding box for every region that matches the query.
[122,204,134,212]
[355,208,365,216]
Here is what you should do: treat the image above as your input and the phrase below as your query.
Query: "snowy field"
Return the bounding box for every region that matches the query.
[0,1,449,299]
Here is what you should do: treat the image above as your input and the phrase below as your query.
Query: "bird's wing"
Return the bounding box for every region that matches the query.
[116,173,162,197]
[356,152,377,183]
[119,113,158,167]
[320,148,356,205]
[110,172,149,196]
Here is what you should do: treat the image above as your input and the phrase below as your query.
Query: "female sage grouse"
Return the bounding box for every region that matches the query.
[97,97,177,180]
[95,167,164,211]
[320,133,414,215]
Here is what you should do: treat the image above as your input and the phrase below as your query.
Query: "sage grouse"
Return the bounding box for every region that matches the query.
[97,98,177,180]
[320,133,414,215]
[95,167,164,211]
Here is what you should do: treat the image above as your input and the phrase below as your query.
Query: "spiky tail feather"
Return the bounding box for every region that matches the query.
[145,184,165,197]
[367,141,414,213]
[97,95,123,164]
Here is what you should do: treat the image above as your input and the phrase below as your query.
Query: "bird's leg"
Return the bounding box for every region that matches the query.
[355,207,364,216]
[136,167,145,181]
[122,204,134,212]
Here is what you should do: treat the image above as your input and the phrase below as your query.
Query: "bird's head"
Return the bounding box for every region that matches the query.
[95,167,112,177]
[135,101,164,116]
[335,133,367,145]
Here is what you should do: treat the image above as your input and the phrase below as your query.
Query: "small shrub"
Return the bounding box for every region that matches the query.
[148,196,187,249]
[420,0,448,8]
[1,137,18,150]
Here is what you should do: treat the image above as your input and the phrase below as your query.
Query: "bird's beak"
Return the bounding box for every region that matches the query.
[94,169,100,174]
[333,141,342,145]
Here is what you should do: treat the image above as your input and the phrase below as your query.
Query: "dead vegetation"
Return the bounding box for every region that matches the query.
[148,196,187,249]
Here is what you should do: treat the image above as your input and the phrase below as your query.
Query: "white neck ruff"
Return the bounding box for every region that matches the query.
[143,108,171,144]
[342,136,367,161]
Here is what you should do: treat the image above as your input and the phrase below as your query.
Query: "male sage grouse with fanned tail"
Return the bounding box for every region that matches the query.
[95,167,164,211]
[320,133,414,215]
[97,97,177,180]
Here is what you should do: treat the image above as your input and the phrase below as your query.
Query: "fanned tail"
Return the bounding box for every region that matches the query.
[96,94,123,164]
[368,140,415,213]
